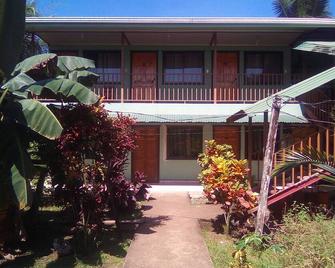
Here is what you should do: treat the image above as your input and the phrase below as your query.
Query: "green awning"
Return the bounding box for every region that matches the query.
[227,66,335,122]
[294,41,335,55]
[105,103,308,124]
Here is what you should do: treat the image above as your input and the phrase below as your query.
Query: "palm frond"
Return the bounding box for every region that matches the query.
[272,147,335,178]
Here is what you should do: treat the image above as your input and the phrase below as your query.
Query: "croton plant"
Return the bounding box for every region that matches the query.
[198,140,258,234]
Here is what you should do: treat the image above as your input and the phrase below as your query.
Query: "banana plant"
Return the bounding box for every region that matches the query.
[0,53,100,210]
[272,147,335,182]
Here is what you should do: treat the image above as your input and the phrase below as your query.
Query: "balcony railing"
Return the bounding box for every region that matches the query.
[37,72,308,103]
[89,72,292,103]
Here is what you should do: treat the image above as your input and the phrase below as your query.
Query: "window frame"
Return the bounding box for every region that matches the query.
[244,51,284,86]
[166,125,203,160]
[83,50,122,85]
[162,51,205,85]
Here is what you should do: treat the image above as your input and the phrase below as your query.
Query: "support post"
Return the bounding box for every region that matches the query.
[121,33,126,102]
[263,111,269,151]
[248,116,253,184]
[212,33,217,103]
[255,96,282,235]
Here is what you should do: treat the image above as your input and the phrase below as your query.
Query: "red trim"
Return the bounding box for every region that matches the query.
[250,174,321,213]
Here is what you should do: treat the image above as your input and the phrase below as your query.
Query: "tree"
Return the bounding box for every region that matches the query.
[0,53,99,219]
[23,0,47,59]
[273,0,331,18]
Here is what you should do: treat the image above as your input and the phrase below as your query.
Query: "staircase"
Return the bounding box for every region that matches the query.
[252,127,335,211]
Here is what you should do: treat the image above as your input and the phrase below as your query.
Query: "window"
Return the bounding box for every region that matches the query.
[244,52,283,85]
[167,126,203,160]
[83,51,121,84]
[163,52,204,84]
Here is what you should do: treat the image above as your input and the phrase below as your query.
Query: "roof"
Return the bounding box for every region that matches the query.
[295,41,335,55]
[104,103,308,124]
[227,66,335,122]
[26,17,335,30]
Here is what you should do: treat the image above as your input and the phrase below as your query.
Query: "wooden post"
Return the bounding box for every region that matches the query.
[255,96,282,235]
[213,34,218,103]
[248,116,253,184]
[263,111,269,152]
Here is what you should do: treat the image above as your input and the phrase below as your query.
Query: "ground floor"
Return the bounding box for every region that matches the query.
[106,103,314,186]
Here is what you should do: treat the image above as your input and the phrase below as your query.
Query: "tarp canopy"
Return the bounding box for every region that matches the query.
[294,41,335,56]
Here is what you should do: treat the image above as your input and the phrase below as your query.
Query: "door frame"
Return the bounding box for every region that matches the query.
[212,51,240,87]
[131,125,160,183]
[130,51,158,89]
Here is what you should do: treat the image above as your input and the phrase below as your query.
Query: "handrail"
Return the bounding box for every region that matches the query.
[272,127,335,193]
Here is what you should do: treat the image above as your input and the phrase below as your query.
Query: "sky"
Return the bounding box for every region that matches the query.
[36,0,335,17]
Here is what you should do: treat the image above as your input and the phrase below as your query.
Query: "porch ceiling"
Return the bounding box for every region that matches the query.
[36,31,302,46]
[26,17,335,47]
[104,103,308,124]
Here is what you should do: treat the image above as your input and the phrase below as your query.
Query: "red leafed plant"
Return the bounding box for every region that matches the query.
[43,104,145,250]
[198,140,258,235]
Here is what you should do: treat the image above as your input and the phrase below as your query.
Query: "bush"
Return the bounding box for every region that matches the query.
[270,203,335,268]
[198,140,258,235]
[40,104,149,250]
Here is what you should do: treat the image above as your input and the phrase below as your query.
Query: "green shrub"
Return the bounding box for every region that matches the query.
[270,203,335,268]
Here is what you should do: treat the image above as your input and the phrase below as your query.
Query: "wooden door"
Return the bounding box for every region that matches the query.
[215,52,239,101]
[132,126,159,183]
[213,126,240,158]
[132,52,157,101]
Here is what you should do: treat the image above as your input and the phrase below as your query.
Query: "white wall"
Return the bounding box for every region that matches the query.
[159,124,213,180]
[125,152,131,179]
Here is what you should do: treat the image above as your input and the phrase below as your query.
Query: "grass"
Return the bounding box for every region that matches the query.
[200,204,335,268]
[3,205,134,268]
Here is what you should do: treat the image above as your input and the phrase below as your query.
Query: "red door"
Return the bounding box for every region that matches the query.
[132,126,159,183]
[215,52,239,101]
[213,126,240,158]
[132,52,157,101]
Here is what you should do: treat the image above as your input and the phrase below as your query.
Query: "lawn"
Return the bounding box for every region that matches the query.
[200,205,335,268]
[2,206,134,268]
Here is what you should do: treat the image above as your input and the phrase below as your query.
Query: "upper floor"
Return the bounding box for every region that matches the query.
[26,17,335,103]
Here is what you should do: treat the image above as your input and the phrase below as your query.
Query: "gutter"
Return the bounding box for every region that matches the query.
[25,17,335,32]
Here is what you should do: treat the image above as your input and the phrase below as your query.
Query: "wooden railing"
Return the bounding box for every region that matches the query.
[92,86,284,103]
[272,127,335,194]
[90,72,287,103]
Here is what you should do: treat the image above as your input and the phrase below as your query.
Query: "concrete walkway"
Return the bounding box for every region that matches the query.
[124,190,221,268]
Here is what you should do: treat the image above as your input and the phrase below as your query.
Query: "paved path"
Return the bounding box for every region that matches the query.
[124,191,221,268]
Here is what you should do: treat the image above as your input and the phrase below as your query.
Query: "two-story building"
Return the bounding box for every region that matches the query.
[26,17,335,189]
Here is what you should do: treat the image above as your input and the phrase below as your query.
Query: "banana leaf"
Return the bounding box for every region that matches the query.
[24,78,99,105]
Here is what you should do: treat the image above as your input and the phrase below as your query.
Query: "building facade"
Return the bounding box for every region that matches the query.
[26,17,335,188]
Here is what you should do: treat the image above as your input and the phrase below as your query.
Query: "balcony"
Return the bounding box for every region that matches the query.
[89,72,296,103]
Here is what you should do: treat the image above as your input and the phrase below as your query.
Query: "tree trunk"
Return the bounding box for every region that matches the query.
[255,96,282,235]
[29,171,47,217]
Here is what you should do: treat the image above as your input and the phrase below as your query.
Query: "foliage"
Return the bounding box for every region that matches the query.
[202,203,335,268]
[22,0,48,60]
[0,53,99,212]
[273,0,331,17]
[272,147,335,183]
[198,140,258,234]
[42,104,142,249]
